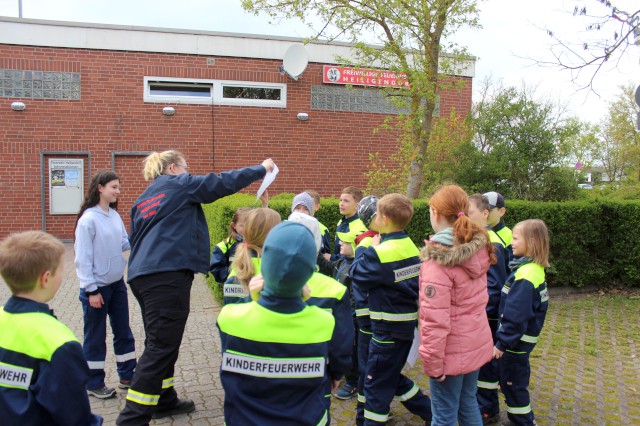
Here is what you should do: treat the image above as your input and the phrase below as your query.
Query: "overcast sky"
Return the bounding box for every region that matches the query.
[1,0,638,122]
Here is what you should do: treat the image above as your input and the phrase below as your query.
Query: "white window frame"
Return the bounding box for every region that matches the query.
[143,76,287,108]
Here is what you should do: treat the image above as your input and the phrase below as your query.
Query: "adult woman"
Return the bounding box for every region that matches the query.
[75,170,136,400]
[117,151,274,425]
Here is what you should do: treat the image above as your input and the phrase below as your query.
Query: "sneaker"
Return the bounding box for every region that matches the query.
[152,398,195,419]
[482,413,500,425]
[333,382,357,400]
[118,379,132,389]
[87,386,116,399]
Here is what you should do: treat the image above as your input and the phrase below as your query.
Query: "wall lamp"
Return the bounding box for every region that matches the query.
[297,112,309,121]
[11,101,26,111]
[162,106,176,116]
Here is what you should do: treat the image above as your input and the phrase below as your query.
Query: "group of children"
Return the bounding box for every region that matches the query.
[212,186,550,426]
[0,182,549,426]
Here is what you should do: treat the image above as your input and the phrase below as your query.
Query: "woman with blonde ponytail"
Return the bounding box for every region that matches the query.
[222,208,281,304]
[118,150,274,425]
[418,184,495,426]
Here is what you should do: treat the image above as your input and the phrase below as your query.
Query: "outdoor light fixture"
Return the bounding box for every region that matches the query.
[11,101,26,111]
[297,112,309,121]
[162,106,175,116]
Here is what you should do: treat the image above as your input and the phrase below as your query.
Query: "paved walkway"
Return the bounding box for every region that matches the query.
[2,244,638,425]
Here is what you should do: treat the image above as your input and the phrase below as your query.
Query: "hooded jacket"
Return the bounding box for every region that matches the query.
[418,233,494,378]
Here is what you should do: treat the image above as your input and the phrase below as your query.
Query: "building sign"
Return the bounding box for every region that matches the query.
[49,159,84,215]
[323,65,410,88]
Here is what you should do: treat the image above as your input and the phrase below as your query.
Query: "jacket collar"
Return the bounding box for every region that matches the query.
[4,295,54,316]
[380,230,408,242]
[257,295,307,314]
[420,233,488,267]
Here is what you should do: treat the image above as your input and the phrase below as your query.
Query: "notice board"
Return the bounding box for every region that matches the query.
[49,158,84,215]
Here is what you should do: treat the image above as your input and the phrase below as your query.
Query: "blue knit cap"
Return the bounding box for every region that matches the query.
[261,221,317,299]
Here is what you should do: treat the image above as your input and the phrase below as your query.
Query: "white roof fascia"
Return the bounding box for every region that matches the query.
[0,17,474,78]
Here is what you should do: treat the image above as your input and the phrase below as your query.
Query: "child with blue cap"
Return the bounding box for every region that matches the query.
[217,221,342,426]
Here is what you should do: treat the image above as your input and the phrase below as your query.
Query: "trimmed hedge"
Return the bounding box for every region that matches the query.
[203,196,640,301]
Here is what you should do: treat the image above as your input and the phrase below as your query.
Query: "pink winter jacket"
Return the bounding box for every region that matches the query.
[418,233,494,378]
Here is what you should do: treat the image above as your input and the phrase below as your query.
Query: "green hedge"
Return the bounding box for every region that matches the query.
[203,196,640,301]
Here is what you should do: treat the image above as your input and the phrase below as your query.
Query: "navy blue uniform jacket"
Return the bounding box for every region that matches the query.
[128,165,266,281]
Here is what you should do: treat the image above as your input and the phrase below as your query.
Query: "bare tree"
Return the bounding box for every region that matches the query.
[537,1,639,93]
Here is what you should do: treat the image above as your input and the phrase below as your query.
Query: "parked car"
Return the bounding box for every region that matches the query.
[578,183,593,190]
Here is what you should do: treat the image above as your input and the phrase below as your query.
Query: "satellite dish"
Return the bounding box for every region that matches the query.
[280,44,308,81]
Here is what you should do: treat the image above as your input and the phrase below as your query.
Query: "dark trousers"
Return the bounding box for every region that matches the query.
[477,318,500,416]
[117,270,193,426]
[499,351,535,426]
[356,326,372,425]
[79,278,136,390]
[361,332,432,426]
[344,315,359,386]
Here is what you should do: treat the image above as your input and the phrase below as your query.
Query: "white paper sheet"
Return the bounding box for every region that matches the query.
[405,327,420,368]
[256,163,279,202]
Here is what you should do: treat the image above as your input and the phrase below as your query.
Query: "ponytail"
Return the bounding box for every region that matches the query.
[429,185,495,263]
[232,208,282,291]
[143,150,184,181]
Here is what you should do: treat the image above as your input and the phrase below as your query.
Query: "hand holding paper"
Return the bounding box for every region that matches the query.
[256,162,279,202]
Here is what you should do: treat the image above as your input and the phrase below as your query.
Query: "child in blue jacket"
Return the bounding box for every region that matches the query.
[494,219,550,426]
[217,222,343,426]
[0,231,102,425]
[209,207,250,284]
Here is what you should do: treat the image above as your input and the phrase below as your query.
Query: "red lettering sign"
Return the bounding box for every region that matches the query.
[323,65,410,88]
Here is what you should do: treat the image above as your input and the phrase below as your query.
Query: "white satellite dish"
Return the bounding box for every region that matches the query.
[280,43,308,81]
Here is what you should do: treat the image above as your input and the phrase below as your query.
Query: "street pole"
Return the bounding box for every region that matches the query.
[18,0,22,18]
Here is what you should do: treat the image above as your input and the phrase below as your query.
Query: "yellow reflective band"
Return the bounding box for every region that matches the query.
[355,308,370,317]
[505,349,527,354]
[520,334,539,343]
[364,409,389,422]
[502,285,510,295]
[357,393,366,403]
[477,380,499,390]
[316,409,328,426]
[126,389,160,406]
[216,240,230,254]
[496,227,512,246]
[369,311,418,321]
[218,303,334,344]
[514,263,545,288]
[488,230,506,247]
[0,309,78,362]
[395,383,419,401]
[372,337,395,344]
[358,329,372,335]
[506,404,532,415]
[162,377,174,389]
[306,272,347,300]
[373,238,419,263]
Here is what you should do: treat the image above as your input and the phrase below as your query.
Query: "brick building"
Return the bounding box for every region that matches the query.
[0,17,474,239]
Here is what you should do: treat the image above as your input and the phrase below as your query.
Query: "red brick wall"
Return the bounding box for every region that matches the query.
[0,45,472,239]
